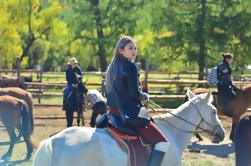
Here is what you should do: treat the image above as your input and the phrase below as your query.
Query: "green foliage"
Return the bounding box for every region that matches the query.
[0,0,250,73]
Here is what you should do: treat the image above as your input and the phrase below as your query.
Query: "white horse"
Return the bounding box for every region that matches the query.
[33,90,225,166]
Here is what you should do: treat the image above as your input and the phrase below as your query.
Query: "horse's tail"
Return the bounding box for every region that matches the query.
[33,139,53,166]
[26,93,34,134]
[20,102,33,137]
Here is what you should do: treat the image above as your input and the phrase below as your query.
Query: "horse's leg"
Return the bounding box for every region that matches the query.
[77,109,80,127]
[81,111,85,126]
[195,133,203,141]
[22,135,33,161]
[66,109,74,127]
[76,93,82,126]
[1,127,16,161]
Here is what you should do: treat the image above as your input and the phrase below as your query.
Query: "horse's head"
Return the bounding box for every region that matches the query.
[186,89,225,143]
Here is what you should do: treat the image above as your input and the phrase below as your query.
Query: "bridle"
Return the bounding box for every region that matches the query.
[148,100,220,134]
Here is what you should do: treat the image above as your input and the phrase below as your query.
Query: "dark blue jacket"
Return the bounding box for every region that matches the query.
[106,55,144,120]
[66,65,83,84]
[217,59,233,87]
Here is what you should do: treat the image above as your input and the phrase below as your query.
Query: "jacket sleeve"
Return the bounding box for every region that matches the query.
[76,66,83,80]
[125,63,142,101]
[66,69,73,83]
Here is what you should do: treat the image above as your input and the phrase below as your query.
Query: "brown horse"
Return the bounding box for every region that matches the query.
[185,86,251,141]
[0,95,34,161]
[0,87,34,138]
[235,115,251,166]
[0,75,27,89]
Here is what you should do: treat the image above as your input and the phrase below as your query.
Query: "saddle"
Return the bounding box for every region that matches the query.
[96,114,151,166]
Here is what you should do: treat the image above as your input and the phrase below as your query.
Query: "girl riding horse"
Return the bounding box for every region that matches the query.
[105,36,169,166]
[217,53,236,104]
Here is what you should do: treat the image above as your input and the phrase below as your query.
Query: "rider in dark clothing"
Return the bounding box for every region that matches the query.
[63,58,86,127]
[217,53,236,100]
[106,36,169,166]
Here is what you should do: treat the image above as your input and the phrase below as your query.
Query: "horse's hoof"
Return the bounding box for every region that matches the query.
[14,136,21,143]
[25,153,32,161]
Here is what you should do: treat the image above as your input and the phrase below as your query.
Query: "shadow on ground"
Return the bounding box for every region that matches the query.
[188,142,235,158]
[0,159,28,166]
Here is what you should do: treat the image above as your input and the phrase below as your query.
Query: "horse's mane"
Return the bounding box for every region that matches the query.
[153,101,190,120]
[154,93,212,121]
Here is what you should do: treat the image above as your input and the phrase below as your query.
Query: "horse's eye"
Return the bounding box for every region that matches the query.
[213,111,216,115]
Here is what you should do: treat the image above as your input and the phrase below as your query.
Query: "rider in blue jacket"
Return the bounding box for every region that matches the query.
[63,58,85,110]
[106,36,169,166]
[217,53,236,100]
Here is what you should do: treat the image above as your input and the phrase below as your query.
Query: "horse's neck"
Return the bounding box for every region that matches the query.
[155,103,202,154]
[243,88,251,107]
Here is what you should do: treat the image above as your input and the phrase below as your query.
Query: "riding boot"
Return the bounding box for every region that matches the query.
[147,150,165,166]
[148,141,169,166]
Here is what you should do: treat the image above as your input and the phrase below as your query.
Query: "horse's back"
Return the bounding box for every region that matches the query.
[37,127,127,166]
[0,87,32,100]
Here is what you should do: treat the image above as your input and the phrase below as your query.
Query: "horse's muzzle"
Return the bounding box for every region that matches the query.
[212,126,225,143]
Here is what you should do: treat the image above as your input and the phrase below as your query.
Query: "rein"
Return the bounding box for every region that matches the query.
[148,100,219,134]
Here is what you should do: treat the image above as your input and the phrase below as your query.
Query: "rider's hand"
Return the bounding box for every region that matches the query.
[75,73,83,80]
[72,83,78,88]
[140,92,149,102]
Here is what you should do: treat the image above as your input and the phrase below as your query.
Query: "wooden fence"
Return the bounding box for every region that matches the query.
[26,79,251,106]
[1,69,251,106]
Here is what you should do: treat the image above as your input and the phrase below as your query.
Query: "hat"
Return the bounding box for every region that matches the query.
[67,58,78,65]
[221,52,234,59]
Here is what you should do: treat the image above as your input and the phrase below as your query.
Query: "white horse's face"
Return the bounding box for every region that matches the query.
[186,89,225,143]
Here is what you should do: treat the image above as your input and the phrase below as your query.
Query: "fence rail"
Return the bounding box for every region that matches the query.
[1,69,251,105]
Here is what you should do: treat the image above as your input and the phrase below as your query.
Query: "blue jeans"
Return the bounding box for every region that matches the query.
[64,84,73,98]
[64,82,87,98]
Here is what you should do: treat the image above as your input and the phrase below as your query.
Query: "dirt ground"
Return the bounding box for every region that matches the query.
[0,106,236,166]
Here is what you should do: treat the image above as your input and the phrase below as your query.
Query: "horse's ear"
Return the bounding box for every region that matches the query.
[204,91,212,103]
[186,88,195,100]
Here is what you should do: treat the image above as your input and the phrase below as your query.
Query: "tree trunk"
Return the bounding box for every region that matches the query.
[91,0,107,72]
[197,0,206,80]
[20,34,35,62]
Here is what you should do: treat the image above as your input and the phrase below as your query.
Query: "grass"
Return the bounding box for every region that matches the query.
[27,72,201,107]
[182,161,219,166]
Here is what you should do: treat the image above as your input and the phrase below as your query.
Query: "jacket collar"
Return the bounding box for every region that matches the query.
[118,53,132,62]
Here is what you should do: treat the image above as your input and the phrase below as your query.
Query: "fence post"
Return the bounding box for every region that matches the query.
[38,64,43,103]
[142,61,149,93]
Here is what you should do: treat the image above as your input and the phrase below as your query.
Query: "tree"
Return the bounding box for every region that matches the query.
[90,0,107,71]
